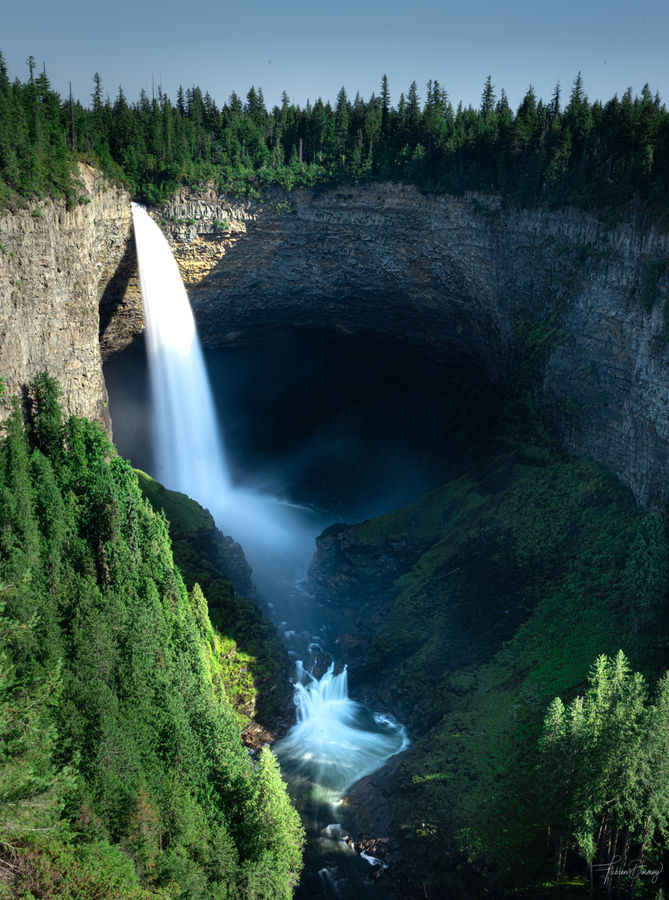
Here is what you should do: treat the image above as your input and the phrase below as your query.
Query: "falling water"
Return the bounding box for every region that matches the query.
[132,202,317,582]
[275,660,409,802]
[133,203,231,499]
[133,203,410,895]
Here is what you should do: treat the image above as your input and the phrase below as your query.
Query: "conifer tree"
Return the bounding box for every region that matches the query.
[481,75,496,120]
[624,513,669,633]
[380,74,390,133]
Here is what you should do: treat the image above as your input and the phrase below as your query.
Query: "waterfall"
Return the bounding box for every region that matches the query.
[132,203,317,583]
[133,202,232,500]
[132,202,409,816]
[274,661,410,802]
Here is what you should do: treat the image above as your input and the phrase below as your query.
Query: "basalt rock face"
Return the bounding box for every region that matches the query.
[155,186,510,383]
[0,165,132,433]
[148,184,669,509]
[306,522,432,603]
[4,178,668,508]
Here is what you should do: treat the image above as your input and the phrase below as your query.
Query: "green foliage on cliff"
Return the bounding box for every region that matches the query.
[337,424,669,896]
[0,376,304,898]
[134,470,291,729]
[1,54,669,230]
[623,513,669,634]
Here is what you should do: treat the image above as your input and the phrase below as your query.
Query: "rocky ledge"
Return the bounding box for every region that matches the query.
[137,183,669,509]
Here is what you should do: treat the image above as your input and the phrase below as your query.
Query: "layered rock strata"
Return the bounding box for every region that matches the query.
[0,164,132,433]
[3,179,669,507]
[148,185,669,508]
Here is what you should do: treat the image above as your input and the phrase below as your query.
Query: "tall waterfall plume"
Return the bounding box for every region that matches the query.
[132,203,317,582]
[132,204,409,821]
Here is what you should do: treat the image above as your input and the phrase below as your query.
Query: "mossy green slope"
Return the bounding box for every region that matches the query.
[135,471,291,731]
[340,451,665,897]
[0,378,303,899]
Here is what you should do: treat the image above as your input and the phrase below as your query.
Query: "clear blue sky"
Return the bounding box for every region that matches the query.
[4,0,668,114]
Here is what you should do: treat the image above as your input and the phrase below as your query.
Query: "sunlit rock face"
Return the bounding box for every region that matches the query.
[0,164,131,435]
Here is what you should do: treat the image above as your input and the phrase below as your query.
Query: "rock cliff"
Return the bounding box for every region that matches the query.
[3,179,669,507]
[0,164,132,433]
[145,184,669,508]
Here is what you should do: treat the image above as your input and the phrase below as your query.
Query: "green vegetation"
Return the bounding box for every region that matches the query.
[0,375,304,898]
[1,54,669,229]
[623,513,669,634]
[335,400,669,896]
[134,470,291,728]
[538,651,669,895]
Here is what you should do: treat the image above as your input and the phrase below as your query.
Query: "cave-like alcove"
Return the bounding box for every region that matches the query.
[103,327,503,522]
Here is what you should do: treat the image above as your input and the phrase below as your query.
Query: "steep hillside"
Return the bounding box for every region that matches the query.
[0,377,303,899]
[135,471,293,741]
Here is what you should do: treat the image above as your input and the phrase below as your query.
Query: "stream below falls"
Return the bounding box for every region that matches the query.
[263,567,409,899]
[118,205,416,898]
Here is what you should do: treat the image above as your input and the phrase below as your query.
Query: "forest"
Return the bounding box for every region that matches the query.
[0,375,304,897]
[0,53,668,229]
[4,52,669,899]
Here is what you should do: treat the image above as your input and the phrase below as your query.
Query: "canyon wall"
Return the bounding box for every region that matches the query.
[3,179,669,506]
[0,164,132,434]
[138,183,669,507]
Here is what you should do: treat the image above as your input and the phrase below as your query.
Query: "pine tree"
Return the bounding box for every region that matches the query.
[92,72,104,136]
[241,746,305,897]
[0,597,76,848]
[408,80,420,124]
[380,74,390,133]
[28,371,64,462]
[481,75,496,121]
[624,514,669,633]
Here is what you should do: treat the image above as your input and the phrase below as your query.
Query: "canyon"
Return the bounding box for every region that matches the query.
[3,172,669,896]
[3,173,668,507]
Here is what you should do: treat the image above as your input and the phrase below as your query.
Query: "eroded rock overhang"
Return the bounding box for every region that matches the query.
[98,182,669,508]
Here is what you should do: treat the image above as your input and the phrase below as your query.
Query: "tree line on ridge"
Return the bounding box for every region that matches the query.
[0,54,668,228]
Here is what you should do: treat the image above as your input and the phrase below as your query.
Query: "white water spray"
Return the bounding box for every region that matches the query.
[132,203,318,582]
[132,202,409,813]
[133,203,231,498]
[275,661,410,801]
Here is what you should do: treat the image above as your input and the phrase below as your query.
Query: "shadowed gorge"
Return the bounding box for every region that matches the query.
[96,182,669,898]
[105,335,500,520]
[97,184,669,510]
[3,57,669,898]
[4,178,669,899]
[99,194,669,898]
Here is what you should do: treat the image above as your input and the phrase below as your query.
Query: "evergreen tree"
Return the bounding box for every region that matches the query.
[481,75,496,120]
[380,74,390,133]
[623,513,669,633]
[0,598,75,848]
[538,651,669,894]
[408,80,420,124]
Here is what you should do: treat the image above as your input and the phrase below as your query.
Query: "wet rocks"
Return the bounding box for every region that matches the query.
[307,524,432,604]
[307,650,335,680]
[345,751,409,889]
